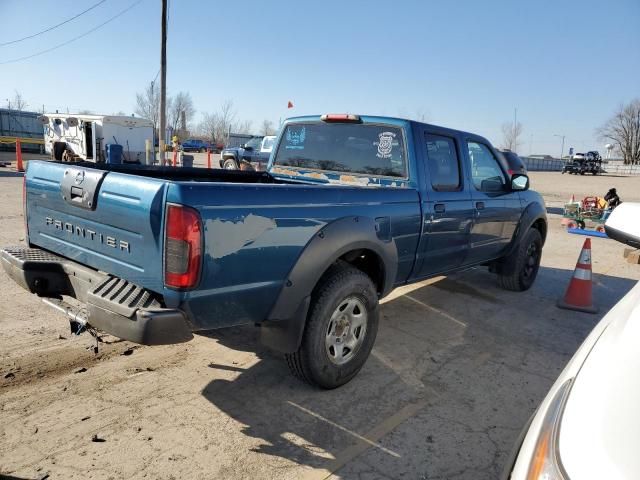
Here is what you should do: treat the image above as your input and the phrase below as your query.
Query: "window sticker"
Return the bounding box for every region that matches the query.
[285,126,306,150]
[375,131,396,159]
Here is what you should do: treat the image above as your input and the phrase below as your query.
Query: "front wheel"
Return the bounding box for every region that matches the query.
[222,158,238,170]
[285,263,379,389]
[496,228,542,292]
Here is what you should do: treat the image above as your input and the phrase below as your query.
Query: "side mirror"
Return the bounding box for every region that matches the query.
[605,202,640,248]
[511,174,529,191]
[243,145,254,151]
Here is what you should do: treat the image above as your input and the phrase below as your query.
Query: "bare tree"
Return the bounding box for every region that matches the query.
[501,121,524,152]
[135,83,160,131]
[215,99,237,142]
[9,90,27,110]
[197,112,219,142]
[261,119,275,135]
[236,119,253,135]
[169,91,196,135]
[598,98,640,165]
[197,100,254,145]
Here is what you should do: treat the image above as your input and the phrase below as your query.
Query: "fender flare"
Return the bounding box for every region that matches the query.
[495,202,547,274]
[260,216,397,353]
[513,201,547,247]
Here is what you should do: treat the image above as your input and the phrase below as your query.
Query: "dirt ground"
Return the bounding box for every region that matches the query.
[1,169,639,480]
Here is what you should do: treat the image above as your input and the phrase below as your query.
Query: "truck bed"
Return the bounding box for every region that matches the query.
[23,160,422,331]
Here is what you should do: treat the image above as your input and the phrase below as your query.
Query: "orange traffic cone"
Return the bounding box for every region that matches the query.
[16,139,24,172]
[557,238,598,313]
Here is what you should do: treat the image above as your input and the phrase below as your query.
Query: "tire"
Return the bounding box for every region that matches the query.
[200,147,206,153]
[497,228,543,292]
[577,220,586,229]
[222,158,238,170]
[285,263,379,389]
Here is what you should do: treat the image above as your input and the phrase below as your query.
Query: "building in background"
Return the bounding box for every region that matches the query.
[0,108,44,153]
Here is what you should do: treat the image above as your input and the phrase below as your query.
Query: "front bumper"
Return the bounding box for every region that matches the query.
[0,246,192,345]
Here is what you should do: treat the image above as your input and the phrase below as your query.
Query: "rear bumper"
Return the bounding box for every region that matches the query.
[0,246,193,345]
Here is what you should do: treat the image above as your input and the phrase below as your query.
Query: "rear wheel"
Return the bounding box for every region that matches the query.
[497,228,542,292]
[200,147,206,153]
[285,263,379,389]
[223,158,238,170]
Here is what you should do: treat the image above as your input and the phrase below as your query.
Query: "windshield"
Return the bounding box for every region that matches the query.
[273,123,406,177]
[245,137,262,149]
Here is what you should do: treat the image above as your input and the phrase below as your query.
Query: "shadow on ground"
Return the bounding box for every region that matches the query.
[198,266,636,479]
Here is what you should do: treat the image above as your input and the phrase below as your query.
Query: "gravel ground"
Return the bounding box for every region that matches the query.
[0,170,638,480]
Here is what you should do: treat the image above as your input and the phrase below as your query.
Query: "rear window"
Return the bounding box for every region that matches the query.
[273,123,407,178]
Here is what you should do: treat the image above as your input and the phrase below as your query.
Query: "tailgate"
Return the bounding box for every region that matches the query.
[25,161,167,293]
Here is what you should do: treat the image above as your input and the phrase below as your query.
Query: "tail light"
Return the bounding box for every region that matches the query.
[164,204,202,289]
[320,114,361,123]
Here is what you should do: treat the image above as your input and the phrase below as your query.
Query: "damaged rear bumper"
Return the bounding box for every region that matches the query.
[0,246,192,345]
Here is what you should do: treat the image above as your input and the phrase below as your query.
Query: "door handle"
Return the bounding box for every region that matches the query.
[475,201,485,210]
[434,203,446,213]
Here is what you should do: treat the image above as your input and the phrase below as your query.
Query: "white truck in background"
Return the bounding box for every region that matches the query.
[41,113,154,164]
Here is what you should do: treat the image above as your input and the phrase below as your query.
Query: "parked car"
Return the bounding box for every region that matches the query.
[1,114,547,389]
[572,152,585,161]
[499,150,527,176]
[505,202,640,480]
[220,135,276,170]
[181,139,211,153]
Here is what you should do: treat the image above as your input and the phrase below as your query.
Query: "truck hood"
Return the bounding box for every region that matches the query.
[558,279,640,478]
[222,147,242,154]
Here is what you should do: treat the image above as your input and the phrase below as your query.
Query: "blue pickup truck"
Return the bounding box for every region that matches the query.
[181,139,213,153]
[220,135,276,170]
[1,114,546,388]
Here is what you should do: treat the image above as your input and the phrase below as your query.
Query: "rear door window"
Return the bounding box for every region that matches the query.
[424,134,461,191]
[274,123,407,178]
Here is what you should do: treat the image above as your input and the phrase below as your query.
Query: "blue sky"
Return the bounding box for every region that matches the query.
[1,0,638,155]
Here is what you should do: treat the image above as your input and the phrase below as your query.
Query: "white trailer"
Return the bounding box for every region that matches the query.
[41,113,154,164]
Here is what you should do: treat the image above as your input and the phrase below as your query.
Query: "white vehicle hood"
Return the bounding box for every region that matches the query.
[559,279,640,478]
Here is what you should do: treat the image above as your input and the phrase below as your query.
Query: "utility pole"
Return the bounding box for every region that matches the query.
[159,0,167,164]
[554,134,565,161]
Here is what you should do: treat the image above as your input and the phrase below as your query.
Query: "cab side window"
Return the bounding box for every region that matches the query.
[425,134,461,191]
[467,141,506,192]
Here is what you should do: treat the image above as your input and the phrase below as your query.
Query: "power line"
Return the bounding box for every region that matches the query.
[0,0,144,65]
[0,0,109,47]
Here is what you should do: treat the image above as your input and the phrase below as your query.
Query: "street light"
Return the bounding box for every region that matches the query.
[554,134,566,161]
